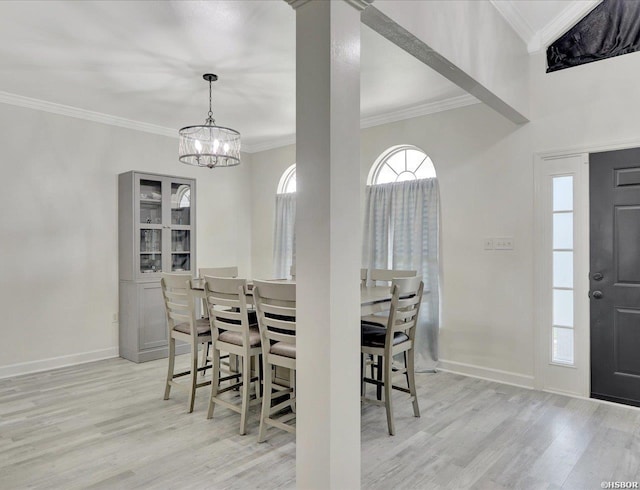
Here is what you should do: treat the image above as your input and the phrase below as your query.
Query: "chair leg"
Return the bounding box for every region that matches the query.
[403,351,410,387]
[258,358,272,443]
[207,347,221,419]
[290,369,296,413]
[239,353,251,435]
[384,355,395,436]
[164,337,176,400]
[200,342,210,376]
[360,353,365,397]
[407,348,420,418]
[376,355,383,401]
[253,355,262,402]
[187,342,198,413]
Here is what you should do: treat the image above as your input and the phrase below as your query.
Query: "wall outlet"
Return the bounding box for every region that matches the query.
[112,312,119,323]
[483,237,494,250]
[495,236,514,250]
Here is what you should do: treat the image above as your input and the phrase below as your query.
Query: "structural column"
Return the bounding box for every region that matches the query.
[286,0,369,488]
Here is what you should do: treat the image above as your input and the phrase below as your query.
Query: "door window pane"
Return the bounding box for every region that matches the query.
[553,176,573,211]
[553,289,574,327]
[553,251,574,288]
[553,326,574,364]
[553,213,573,249]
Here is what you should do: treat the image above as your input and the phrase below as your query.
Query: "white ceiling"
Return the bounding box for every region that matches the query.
[0,1,597,152]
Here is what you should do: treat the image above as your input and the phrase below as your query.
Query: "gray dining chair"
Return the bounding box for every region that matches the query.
[361,276,424,435]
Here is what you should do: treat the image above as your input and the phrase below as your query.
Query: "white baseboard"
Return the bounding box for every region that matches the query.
[0,347,119,380]
[438,358,535,390]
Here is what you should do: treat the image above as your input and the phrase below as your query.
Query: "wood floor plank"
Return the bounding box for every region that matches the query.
[1,357,639,489]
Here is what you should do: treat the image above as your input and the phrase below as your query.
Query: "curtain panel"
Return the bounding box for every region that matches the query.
[362,178,440,371]
[273,193,296,279]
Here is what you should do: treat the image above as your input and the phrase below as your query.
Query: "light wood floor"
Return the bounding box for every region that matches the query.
[1,355,639,489]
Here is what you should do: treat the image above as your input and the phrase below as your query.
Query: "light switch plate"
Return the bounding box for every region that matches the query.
[483,237,494,250]
[495,236,514,250]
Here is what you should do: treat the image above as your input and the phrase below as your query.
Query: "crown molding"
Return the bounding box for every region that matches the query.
[244,94,479,154]
[537,0,601,53]
[0,89,479,154]
[286,0,372,11]
[491,0,602,54]
[488,0,534,46]
[0,90,177,138]
[243,134,297,154]
[360,94,479,129]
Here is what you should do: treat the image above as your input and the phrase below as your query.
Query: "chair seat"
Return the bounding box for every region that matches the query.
[270,341,296,359]
[174,318,211,336]
[218,327,261,347]
[361,313,388,327]
[361,324,409,348]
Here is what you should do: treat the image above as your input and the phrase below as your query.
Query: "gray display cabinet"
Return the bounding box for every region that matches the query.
[118,171,196,362]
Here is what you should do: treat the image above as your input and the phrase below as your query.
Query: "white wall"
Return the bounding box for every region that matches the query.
[250,103,536,382]
[248,48,640,391]
[0,104,252,375]
[249,144,296,280]
[530,50,640,152]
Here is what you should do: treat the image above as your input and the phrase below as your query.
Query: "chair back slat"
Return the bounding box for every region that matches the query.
[199,266,238,278]
[385,276,424,342]
[253,280,296,354]
[161,273,198,335]
[370,268,417,286]
[204,276,253,344]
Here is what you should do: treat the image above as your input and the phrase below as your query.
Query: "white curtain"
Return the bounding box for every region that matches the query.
[362,178,440,371]
[273,193,296,279]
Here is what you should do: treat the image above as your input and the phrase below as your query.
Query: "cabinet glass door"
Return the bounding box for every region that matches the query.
[171,183,191,225]
[140,229,162,274]
[170,182,192,272]
[171,230,190,271]
[139,179,162,274]
[140,179,162,225]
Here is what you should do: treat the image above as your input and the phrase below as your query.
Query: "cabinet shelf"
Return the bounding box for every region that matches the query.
[140,198,162,204]
[140,251,162,254]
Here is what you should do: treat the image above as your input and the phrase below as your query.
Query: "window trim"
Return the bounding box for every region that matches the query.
[277,164,296,194]
[367,144,435,185]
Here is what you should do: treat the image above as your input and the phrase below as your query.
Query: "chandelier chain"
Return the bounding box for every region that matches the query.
[206,78,215,125]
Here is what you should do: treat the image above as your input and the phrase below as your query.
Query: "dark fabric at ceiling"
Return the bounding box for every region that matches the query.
[546,0,640,73]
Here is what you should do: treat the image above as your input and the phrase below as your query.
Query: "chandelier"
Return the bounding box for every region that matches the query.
[179,74,241,168]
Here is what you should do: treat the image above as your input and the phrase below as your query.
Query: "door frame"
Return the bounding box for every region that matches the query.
[534,152,590,396]
[534,138,640,398]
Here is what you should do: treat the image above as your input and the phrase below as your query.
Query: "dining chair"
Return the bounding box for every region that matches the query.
[369,268,417,285]
[204,276,262,435]
[362,268,417,399]
[361,268,368,287]
[161,273,212,413]
[361,276,424,435]
[362,268,417,324]
[198,266,238,278]
[252,280,297,442]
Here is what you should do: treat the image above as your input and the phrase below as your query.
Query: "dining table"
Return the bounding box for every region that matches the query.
[190,278,394,315]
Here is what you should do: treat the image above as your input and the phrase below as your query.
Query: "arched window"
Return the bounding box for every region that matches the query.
[274,164,297,279]
[277,164,297,194]
[368,145,436,185]
[363,144,440,370]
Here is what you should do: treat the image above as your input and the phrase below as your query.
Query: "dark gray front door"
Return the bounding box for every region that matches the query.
[590,147,640,407]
